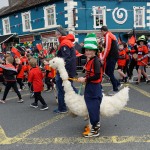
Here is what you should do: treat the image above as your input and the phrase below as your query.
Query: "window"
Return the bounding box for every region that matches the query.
[21,11,32,32]
[133,6,145,28]
[44,5,56,27]
[2,17,11,35]
[93,6,106,29]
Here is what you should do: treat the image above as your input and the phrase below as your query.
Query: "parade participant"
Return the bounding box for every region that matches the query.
[136,35,150,84]
[15,58,25,91]
[117,43,128,83]
[123,42,130,77]
[0,56,23,104]
[28,58,48,110]
[78,33,102,137]
[100,26,121,96]
[43,59,56,92]
[53,27,77,114]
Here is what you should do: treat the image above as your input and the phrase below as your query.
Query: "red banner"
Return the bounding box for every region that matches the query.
[41,31,56,38]
[19,35,34,43]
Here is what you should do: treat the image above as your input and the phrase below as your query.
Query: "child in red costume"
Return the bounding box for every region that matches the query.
[117,43,128,83]
[0,56,23,104]
[15,58,25,91]
[43,59,56,92]
[136,35,150,84]
[28,58,48,110]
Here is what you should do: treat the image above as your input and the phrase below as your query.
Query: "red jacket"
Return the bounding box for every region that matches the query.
[16,64,24,79]
[20,56,28,72]
[118,49,126,66]
[137,45,148,66]
[103,31,118,61]
[28,67,44,92]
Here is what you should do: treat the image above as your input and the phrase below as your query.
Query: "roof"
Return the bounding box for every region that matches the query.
[0,0,58,18]
[0,34,15,44]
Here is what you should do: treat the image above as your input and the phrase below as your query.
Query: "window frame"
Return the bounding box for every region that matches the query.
[2,17,11,35]
[92,6,106,29]
[44,5,57,27]
[133,6,145,28]
[21,11,32,32]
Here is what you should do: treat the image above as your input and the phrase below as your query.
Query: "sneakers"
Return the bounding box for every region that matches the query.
[108,90,119,96]
[146,80,150,84]
[44,89,52,92]
[30,102,38,108]
[17,99,24,103]
[83,126,100,138]
[40,105,49,111]
[0,100,5,104]
[124,76,128,83]
[53,108,68,114]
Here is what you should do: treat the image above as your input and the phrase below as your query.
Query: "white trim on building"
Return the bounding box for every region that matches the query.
[44,4,57,28]
[133,6,145,28]
[21,11,32,32]
[2,17,11,35]
[92,6,106,29]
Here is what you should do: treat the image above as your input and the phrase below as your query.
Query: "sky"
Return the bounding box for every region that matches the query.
[0,0,9,8]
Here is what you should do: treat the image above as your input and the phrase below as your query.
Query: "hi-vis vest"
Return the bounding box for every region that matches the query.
[85,57,103,83]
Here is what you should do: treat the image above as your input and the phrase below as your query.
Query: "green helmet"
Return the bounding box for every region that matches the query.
[137,35,147,45]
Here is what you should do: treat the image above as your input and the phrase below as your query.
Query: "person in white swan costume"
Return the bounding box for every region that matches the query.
[50,57,129,117]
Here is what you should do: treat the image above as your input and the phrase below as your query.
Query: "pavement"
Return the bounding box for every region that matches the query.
[0,69,150,150]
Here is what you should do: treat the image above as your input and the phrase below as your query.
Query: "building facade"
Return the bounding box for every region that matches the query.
[0,0,150,50]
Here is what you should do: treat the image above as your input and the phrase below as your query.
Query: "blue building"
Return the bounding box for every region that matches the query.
[0,0,150,50]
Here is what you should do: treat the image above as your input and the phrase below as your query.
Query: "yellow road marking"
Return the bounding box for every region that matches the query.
[0,126,8,142]
[0,114,68,144]
[124,107,150,117]
[2,135,150,144]
[129,84,150,98]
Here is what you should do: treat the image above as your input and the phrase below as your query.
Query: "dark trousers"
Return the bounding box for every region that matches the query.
[105,58,120,91]
[55,73,78,111]
[17,78,24,89]
[84,83,102,127]
[34,92,47,105]
[2,81,22,100]
[45,77,53,90]
[123,59,130,77]
[128,59,138,78]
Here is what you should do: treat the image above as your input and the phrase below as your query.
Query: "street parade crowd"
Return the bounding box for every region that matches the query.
[0,26,150,137]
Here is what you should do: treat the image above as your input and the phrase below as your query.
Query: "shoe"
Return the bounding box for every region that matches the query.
[124,77,128,83]
[53,109,68,114]
[135,81,139,85]
[108,90,119,96]
[0,100,5,104]
[91,122,101,133]
[40,105,49,111]
[118,84,123,90]
[44,89,52,92]
[17,99,24,103]
[30,102,38,108]
[146,80,150,84]
[83,126,100,138]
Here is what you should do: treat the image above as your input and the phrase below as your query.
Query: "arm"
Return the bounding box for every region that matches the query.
[102,34,112,60]
[58,46,72,73]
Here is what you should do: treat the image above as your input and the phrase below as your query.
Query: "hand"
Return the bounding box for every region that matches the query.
[78,77,86,83]
[100,59,104,65]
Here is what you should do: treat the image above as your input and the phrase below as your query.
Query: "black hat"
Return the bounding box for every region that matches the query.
[100,26,108,31]
[56,27,67,36]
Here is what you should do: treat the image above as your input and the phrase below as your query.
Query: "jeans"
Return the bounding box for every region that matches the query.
[55,73,78,111]
[105,58,120,91]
